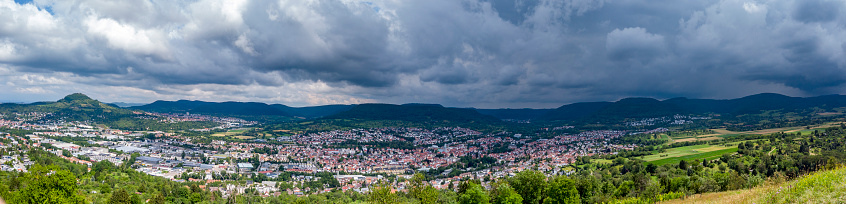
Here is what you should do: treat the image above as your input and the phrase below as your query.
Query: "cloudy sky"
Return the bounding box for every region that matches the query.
[1,0,845,108]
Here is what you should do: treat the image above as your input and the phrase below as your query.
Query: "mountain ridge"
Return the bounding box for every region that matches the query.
[121,93,846,122]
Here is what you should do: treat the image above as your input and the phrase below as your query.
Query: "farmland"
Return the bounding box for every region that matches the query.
[648,147,738,166]
[640,144,738,166]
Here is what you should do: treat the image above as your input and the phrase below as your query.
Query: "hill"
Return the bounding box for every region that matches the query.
[270,104,354,118]
[323,103,501,123]
[132,100,353,118]
[131,100,213,113]
[474,108,553,120]
[0,93,132,120]
[540,93,846,122]
[0,94,218,130]
[190,102,289,116]
[537,102,612,121]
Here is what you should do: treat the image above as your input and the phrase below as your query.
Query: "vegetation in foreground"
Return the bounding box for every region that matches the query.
[661,166,846,204]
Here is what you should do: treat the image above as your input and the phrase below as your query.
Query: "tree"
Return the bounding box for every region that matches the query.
[409,173,426,198]
[458,181,489,204]
[110,189,131,204]
[130,194,142,204]
[491,181,523,204]
[369,182,399,204]
[543,176,580,204]
[508,170,547,204]
[418,185,440,204]
[149,193,166,204]
[409,173,439,204]
[13,164,85,204]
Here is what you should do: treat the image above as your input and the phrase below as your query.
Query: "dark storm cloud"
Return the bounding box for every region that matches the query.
[2,0,846,107]
[793,0,841,23]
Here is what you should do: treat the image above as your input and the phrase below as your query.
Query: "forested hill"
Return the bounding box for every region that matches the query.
[270,104,354,119]
[323,103,501,123]
[539,93,846,122]
[131,100,353,118]
[0,93,133,120]
[0,94,218,130]
[474,108,553,120]
[124,93,846,122]
[131,100,287,116]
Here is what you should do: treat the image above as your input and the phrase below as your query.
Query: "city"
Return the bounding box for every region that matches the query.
[0,111,659,197]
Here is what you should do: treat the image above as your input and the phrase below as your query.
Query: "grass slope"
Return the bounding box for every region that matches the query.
[661,167,846,204]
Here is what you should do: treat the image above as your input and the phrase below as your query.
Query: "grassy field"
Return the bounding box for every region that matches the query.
[669,123,839,144]
[649,147,738,166]
[641,145,733,162]
[660,167,846,204]
[210,128,252,137]
[639,144,738,166]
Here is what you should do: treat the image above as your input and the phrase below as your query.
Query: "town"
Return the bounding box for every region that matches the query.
[0,111,666,197]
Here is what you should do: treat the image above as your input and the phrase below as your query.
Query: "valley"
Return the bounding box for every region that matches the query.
[1,93,845,204]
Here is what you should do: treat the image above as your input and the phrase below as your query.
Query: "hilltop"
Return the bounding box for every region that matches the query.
[0,93,131,119]
[0,93,216,130]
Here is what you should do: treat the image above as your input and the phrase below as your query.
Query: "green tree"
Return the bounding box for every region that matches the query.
[13,164,85,204]
[508,170,547,204]
[130,193,142,204]
[110,189,131,204]
[418,185,440,204]
[369,182,399,204]
[149,193,166,204]
[543,176,580,204]
[409,173,426,198]
[491,181,523,204]
[458,182,489,204]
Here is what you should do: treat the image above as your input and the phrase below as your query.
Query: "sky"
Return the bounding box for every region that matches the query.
[1,0,845,108]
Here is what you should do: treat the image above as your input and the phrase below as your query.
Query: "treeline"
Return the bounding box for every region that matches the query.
[0,149,220,204]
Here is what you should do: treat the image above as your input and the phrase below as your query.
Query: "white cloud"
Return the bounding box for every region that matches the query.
[84,16,171,59]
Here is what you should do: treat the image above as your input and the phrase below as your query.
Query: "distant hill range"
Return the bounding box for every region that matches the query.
[323,103,501,123]
[131,100,354,118]
[118,93,846,123]
[538,93,846,122]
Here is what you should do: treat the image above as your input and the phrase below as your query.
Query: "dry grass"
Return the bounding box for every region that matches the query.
[758,167,846,203]
[711,127,804,135]
[659,185,775,204]
[662,167,846,204]
[813,122,846,129]
[711,129,738,134]
[234,136,255,139]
